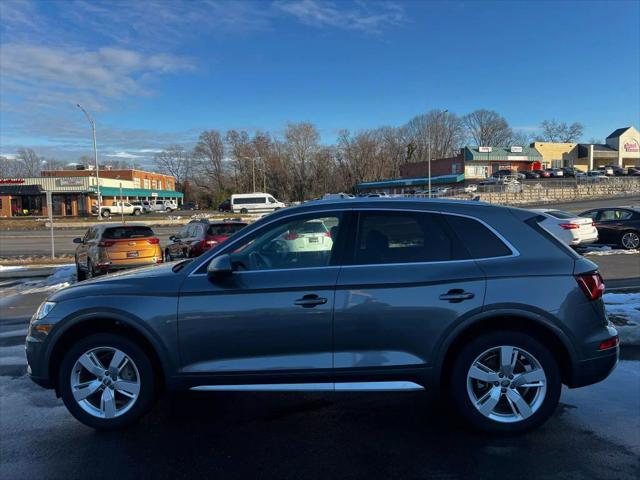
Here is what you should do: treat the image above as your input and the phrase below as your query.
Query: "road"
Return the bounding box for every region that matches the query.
[1,195,639,258]
[0,289,639,479]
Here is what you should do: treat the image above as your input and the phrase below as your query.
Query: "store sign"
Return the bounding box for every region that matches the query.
[510,146,523,153]
[507,155,528,161]
[478,146,492,153]
[151,192,158,197]
[56,178,85,187]
[623,141,639,152]
[0,178,25,184]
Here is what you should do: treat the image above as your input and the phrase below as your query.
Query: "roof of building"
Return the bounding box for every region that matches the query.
[606,127,632,139]
[355,174,464,190]
[463,146,542,161]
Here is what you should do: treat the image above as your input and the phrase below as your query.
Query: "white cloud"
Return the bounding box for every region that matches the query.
[105,151,145,159]
[273,0,405,33]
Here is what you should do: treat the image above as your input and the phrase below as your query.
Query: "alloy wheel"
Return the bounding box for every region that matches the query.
[70,347,141,419]
[621,231,640,249]
[466,345,547,423]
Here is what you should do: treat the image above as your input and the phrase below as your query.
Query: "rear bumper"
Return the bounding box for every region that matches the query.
[568,347,619,388]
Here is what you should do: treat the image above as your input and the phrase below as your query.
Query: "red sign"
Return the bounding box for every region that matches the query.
[0,178,25,184]
[623,141,639,153]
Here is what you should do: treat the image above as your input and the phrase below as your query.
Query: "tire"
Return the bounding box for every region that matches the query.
[76,261,86,281]
[449,331,561,434]
[86,260,96,279]
[240,208,248,214]
[58,333,156,430]
[165,207,171,212]
[133,209,141,216]
[620,230,640,250]
[101,210,110,218]
[165,249,172,262]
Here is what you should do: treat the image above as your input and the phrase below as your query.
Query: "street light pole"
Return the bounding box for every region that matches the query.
[76,104,101,218]
[427,109,449,199]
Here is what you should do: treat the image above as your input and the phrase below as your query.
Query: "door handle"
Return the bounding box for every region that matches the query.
[439,289,475,303]
[295,294,328,308]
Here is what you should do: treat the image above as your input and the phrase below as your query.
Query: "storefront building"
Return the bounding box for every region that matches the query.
[462,146,543,179]
[42,168,176,191]
[565,126,640,171]
[0,174,183,217]
[530,142,576,168]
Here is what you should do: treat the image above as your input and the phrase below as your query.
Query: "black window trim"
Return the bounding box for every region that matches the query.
[187,207,519,276]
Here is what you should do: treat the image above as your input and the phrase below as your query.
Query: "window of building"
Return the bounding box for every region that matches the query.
[157,179,163,190]
[143,179,150,189]
[133,178,141,188]
[151,180,157,189]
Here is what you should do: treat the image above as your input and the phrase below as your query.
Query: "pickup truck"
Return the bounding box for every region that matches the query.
[92,201,143,218]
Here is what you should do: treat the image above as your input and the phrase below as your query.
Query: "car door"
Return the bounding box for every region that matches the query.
[591,209,630,244]
[76,227,96,267]
[332,209,486,380]
[177,211,345,382]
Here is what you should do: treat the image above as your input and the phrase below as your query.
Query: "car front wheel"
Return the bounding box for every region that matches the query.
[450,331,561,434]
[58,333,156,430]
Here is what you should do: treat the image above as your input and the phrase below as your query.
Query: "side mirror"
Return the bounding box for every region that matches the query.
[73,237,83,244]
[207,254,233,280]
[169,235,176,241]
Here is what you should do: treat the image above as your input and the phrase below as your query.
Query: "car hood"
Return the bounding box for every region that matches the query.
[49,262,185,302]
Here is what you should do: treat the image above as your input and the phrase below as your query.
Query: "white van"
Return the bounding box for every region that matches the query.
[231,193,286,214]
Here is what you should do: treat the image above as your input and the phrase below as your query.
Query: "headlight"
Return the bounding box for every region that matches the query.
[34,301,56,321]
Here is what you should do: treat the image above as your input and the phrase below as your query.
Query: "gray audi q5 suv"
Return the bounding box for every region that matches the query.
[26,198,618,433]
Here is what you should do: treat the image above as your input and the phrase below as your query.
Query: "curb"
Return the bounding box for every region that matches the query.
[0,267,57,279]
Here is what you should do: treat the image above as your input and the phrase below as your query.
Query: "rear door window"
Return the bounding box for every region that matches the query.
[208,223,246,236]
[352,211,467,265]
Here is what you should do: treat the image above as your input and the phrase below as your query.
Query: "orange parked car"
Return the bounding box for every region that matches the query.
[74,224,163,280]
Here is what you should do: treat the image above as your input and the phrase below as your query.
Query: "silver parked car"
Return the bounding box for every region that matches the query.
[26,198,618,433]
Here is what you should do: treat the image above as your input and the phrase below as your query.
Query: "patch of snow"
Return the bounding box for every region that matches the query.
[15,264,76,295]
[584,247,639,256]
[604,292,640,346]
[0,265,26,272]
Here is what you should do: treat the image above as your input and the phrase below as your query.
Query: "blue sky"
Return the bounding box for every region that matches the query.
[1,0,639,166]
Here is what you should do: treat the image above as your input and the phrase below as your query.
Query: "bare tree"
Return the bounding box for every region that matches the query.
[16,148,42,176]
[0,156,24,177]
[284,122,319,201]
[509,130,532,147]
[537,120,584,142]
[154,145,193,187]
[404,110,465,161]
[462,110,513,147]
[194,130,226,192]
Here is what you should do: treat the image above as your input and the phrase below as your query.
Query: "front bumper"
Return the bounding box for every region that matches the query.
[26,335,53,389]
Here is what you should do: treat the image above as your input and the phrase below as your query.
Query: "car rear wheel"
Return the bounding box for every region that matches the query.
[101,210,110,218]
[620,230,640,250]
[165,249,172,261]
[133,209,141,216]
[450,331,561,434]
[59,333,156,430]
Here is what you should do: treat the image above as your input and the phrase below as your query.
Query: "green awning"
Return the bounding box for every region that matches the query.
[356,174,464,190]
[91,186,183,198]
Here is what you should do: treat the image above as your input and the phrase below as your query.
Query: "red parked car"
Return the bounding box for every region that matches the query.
[531,169,551,178]
[165,219,248,260]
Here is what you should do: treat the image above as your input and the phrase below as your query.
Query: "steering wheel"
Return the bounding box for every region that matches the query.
[249,251,271,270]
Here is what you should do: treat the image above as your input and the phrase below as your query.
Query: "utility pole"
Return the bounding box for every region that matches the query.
[427,109,448,198]
[77,104,101,219]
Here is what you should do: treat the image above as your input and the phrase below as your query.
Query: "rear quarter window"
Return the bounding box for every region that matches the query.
[444,215,513,258]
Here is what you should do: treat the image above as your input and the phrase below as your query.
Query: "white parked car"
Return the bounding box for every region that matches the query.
[92,201,143,218]
[150,200,178,212]
[532,209,598,246]
[131,200,152,213]
[585,170,609,181]
[464,184,478,193]
[231,192,286,214]
[280,220,333,252]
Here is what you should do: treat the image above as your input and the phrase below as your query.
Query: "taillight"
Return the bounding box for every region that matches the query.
[591,221,596,227]
[284,233,299,240]
[598,336,619,351]
[560,223,580,230]
[98,240,115,247]
[325,231,332,238]
[146,238,160,245]
[575,272,605,301]
[205,239,218,246]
